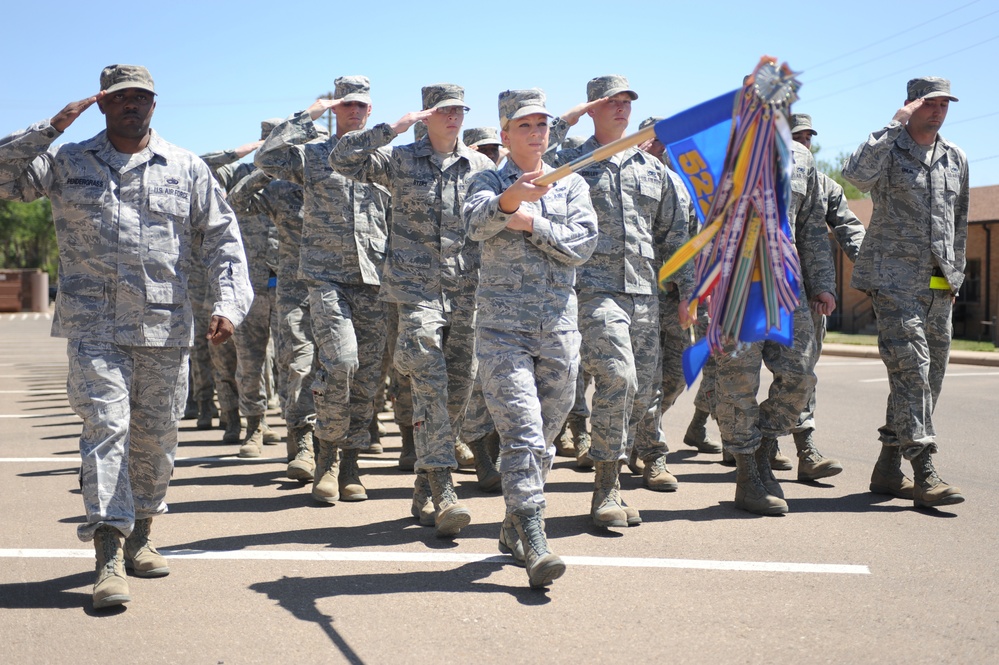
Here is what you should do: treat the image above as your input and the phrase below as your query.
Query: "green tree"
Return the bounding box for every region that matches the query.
[810,143,868,200]
[0,199,58,278]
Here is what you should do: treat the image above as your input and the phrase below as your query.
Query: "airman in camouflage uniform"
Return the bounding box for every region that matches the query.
[842,77,967,508]
[631,116,723,476]
[547,76,694,528]
[784,113,867,481]
[458,126,506,492]
[203,132,279,458]
[714,135,838,515]
[330,83,495,538]
[256,76,391,504]
[464,88,597,587]
[0,64,252,609]
[231,121,327,478]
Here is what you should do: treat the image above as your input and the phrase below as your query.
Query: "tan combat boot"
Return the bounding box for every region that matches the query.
[591,461,628,528]
[93,524,130,609]
[512,505,566,589]
[238,415,264,458]
[554,419,576,458]
[124,518,170,578]
[756,437,785,499]
[768,438,794,471]
[570,415,593,470]
[311,438,340,504]
[911,448,965,508]
[286,425,316,482]
[454,440,476,468]
[683,407,723,454]
[196,398,214,430]
[338,448,368,501]
[734,452,788,515]
[260,415,280,445]
[642,453,679,492]
[398,425,416,471]
[411,472,436,526]
[427,468,471,537]
[367,412,384,454]
[794,429,843,481]
[869,444,914,499]
[470,431,501,493]
[498,513,526,566]
[221,409,241,443]
[627,448,645,475]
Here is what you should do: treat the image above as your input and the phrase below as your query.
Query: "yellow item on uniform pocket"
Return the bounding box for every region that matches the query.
[929,275,950,291]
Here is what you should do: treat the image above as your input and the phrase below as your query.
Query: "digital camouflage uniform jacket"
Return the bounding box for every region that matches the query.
[329,124,495,311]
[464,160,598,333]
[254,111,390,287]
[841,121,969,294]
[0,121,252,346]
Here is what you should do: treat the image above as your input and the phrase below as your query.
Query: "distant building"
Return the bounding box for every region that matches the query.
[835,185,999,342]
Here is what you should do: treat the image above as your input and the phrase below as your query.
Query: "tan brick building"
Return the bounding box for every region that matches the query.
[834,184,999,343]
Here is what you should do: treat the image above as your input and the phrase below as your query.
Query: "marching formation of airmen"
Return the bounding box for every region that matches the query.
[0,64,968,608]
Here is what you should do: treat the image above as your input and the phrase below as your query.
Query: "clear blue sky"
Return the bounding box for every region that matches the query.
[2,0,997,188]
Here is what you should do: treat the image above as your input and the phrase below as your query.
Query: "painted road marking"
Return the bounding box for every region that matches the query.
[0,548,870,575]
[0,456,401,466]
[860,371,999,383]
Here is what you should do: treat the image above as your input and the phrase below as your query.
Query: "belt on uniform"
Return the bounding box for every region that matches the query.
[929,275,950,290]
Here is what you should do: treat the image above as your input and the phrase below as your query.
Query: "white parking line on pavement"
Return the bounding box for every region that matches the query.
[0,413,78,419]
[0,456,401,466]
[0,388,66,395]
[0,548,870,575]
[815,360,885,367]
[860,371,999,383]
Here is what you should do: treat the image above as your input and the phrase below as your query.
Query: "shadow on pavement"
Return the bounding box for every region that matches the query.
[0,571,93,612]
[169,516,501,552]
[249,560,550,662]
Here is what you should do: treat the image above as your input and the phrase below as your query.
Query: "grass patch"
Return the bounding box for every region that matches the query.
[825,331,996,352]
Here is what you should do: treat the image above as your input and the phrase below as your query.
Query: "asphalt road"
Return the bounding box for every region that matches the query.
[1,312,996,664]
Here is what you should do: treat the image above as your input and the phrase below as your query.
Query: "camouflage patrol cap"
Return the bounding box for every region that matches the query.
[463,127,501,147]
[260,117,283,141]
[335,76,371,104]
[906,76,958,102]
[587,75,637,102]
[561,136,587,150]
[422,83,467,111]
[639,116,663,131]
[100,64,155,95]
[790,113,817,136]
[498,88,551,130]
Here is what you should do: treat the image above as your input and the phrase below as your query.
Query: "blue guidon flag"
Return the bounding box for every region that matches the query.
[656,57,803,386]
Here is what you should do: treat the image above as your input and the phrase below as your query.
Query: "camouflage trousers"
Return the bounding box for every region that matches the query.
[234,282,275,417]
[209,327,238,414]
[579,291,661,463]
[384,304,413,427]
[393,296,476,471]
[714,303,817,455]
[871,288,952,459]
[277,273,316,428]
[691,310,718,415]
[188,265,215,403]
[460,375,496,444]
[792,311,826,433]
[309,283,387,450]
[658,286,691,414]
[67,340,187,542]
[477,326,579,513]
[569,365,591,419]
[633,289,689,458]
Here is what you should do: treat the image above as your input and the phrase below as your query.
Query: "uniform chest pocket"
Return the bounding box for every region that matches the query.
[146,195,187,254]
[638,179,662,201]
